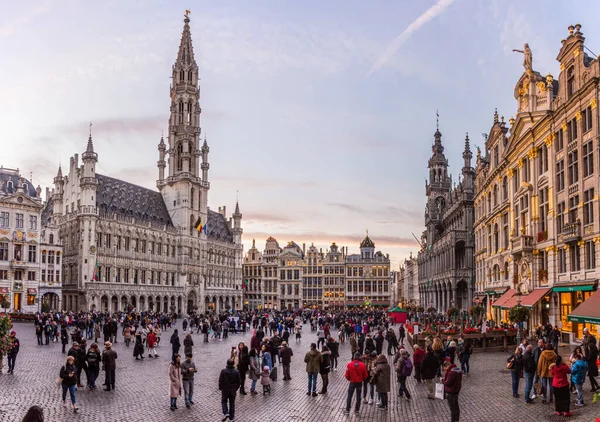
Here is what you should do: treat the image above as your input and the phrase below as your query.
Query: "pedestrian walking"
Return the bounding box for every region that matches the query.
[319,345,331,394]
[101,341,117,391]
[60,325,69,354]
[421,345,438,399]
[304,343,322,396]
[86,343,101,390]
[170,329,181,362]
[248,349,260,394]
[219,358,241,421]
[394,349,413,400]
[522,344,536,403]
[237,343,249,395]
[59,355,79,411]
[343,352,369,415]
[280,341,294,381]
[507,346,523,398]
[183,332,194,356]
[147,328,158,358]
[7,330,19,374]
[374,354,391,410]
[443,360,463,422]
[169,354,183,411]
[181,353,197,408]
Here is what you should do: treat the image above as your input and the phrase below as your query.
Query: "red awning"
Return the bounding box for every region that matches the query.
[492,288,515,308]
[27,288,37,294]
[0,287,8,294]
[520,288,551,308]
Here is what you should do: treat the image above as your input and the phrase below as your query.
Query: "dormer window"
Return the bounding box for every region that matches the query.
[567,66,575,99]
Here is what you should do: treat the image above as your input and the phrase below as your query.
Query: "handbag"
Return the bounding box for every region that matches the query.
[506,359,514,370]
[368,373,379,385]
[435,382,445,400]
[55,377,63,388]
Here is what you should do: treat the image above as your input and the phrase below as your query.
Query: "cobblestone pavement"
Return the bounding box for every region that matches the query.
[0,321,598,422]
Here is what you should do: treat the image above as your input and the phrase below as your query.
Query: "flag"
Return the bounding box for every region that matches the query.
[93,259,99,281]
[202,224,207,235]
[194,216,203,232]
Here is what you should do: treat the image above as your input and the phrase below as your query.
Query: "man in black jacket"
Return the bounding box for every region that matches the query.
[420,345,439,400]
[522,345,536,404]
[219,359,241,421]
[280,341,294,380]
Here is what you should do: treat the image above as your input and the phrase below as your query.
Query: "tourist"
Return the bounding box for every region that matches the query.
[60,325,69,353]
[343,352,368,415]
[86,342,101,390]
[7,330,20,374]
[261,344,273,372]
[537,343,557,404]
[522,344,536,403]
[507,346,523,398]
[304,342,322,396]
[219,358,241,421]
[326,336,339,371]
[170,329,181,362]
[432,337,445,377]
[169,354,182,411]
[183,332,194,356]
[374,354,391,410]
[21,405,44,422]
[101,341,117,391]
[59,355,79,411]
[570,353,588,406]
[280,341,294,380]
[585,336,599,391]
[181,353,197,408]
[550,355,572,416]
[394,349,413,400]
[248,349,260,394]
[421,345,438,399]
[363,350,377,404]
[237,342,249,395]
[318,345,331,394]
[147,327,158,358]
[443,360,463,422]
[412,344,424,382]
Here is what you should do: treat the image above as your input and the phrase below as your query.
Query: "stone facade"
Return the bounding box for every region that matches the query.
[417,125,476,312]
[242,236,390,310]
[40,196,63,311]
[474,25,599,341]
[50,16,243,314]
[0,167,43,312]
[400,254,419,306]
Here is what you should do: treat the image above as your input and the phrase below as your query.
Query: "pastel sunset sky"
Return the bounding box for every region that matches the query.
[1,0,598,267]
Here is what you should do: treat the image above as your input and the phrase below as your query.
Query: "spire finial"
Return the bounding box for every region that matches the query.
[184,9,191,22]
[493,108,499,123]
[436,110,439,131]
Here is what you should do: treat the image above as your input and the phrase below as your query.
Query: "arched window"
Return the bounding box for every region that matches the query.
[493,224,499,253]
[504,261,509,280]
[177,143,183,172]
[188,71,192,82]
[178,102,184,124]
[493,184,498,207]
[187,101,193,125]
[49,234,54,244]
[180,70,184,82]
[502,177,508,201]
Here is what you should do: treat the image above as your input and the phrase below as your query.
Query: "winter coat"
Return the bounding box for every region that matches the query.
[102,349,117,370]
[170,333,181,352]
[373,355,391,393]
[183,336,194,356]
[551,362,571,388]
[280,346,294,364]
[327,340,339,358]
[507,352,523,373]
[219,364,242,392]
[250,335,260,352]
[260,368,271,386]
[420,352,439,380]
[319,350,331,374]
[304,349,322,374]
[248,355,260,381]
[570,359,588,385]
[537,349,557,378]
[238,346,250,374]
[586,343,599,377]
[522,350,536,374]
[60,363,77,387]
[261,352,273,371]
[168,363,182,398]
[413,348,425,365]
[443,364,462,394]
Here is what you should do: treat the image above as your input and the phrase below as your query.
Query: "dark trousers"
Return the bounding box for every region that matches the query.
[554,385,570,413]
[37,334,43,345]
[221,390,236,419]
[414,363,422,382]
[446,392,460,422]
[380,392,388,407]
[7,354,16,373]
[590,374,599,390]
[461,355,470,374]
[397,376,411,398]
[62,343,67,353]
[283,363,291,379]
[239,371,247,392]
[76,365,87,386]
[511,370,520,396]
[346,382,362,412]
[88,367,99,387]
[331,356,338,369]
[104,368,115,389]
[320,373,329,392]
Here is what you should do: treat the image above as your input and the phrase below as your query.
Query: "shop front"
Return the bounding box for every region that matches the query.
[567,288,600,337]
[553,281,598,341]
[491,288,515,323]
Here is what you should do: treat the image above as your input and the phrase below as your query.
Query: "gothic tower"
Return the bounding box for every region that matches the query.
[158,14,207,237]
[425,122,451,244]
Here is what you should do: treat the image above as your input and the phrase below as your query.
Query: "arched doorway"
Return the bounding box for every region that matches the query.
[130,296,137,310]
[170,296,175,312]
[148,296,154,311]
[121,295,128,312]
[42,292,60,311]
[177,296,182,314]
[155,296,161,313]
[218,296,224,312]
[139,296,146,311]
[456,279,469,311]
[111,295,118,313]
[163,297,169,313]
[101,295,109,312]
[188,291,197,314]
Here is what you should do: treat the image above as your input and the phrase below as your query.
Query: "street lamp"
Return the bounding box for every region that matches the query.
[516,291,523,346]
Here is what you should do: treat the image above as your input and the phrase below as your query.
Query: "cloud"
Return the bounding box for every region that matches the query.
[244,212,294,224]
[368,0,457,75]
[326,202,422,223]
[0,0,54,37]
[212,175,318,189]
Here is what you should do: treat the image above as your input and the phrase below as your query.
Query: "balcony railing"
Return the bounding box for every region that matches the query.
[562,220,581,243]
[511,235,533,253]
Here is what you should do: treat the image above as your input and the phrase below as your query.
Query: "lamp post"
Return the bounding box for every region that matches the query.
[516,290,522,346]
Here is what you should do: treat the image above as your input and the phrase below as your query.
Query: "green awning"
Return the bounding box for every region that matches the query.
[388,306,407,313]
[553,285,595,292]
[568,315,600,324]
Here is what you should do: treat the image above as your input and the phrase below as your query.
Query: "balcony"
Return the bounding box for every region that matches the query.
[562,220,581,243]
[9,260,28,269]
[511,235,533,254]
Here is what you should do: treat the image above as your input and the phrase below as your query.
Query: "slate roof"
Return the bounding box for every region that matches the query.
[207,209,233,243]
[0,171,38,198]
[95,174,173,226]
[41,200,53,226]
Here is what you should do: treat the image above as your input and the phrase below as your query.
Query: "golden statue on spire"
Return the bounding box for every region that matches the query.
[184,9,191,19]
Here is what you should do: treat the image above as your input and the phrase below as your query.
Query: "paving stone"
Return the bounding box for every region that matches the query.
[0,322,597,422]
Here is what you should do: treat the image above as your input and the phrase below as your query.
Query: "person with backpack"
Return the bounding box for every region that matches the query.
[443,360,463,422]
[393,349,413,400]
[343,352,369,415]
[85,343,101,390]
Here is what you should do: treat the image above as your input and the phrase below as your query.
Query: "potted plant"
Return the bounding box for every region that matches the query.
[0,315,14,357]
[426,307,437,314]
[447,307,460,322]
[508,305,530,324]
[0,297,9,313]
[417,306,425,313]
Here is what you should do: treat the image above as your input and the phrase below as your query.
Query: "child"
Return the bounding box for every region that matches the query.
[261,365,271,394]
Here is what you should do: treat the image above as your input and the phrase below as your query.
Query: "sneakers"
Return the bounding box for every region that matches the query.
[563,412,573,417]
[222,414,229,421]
[531,394,536,399]
[574,401,584,406]
[363,398,368,403]
[368,399,373,405]
[342,409,350,415]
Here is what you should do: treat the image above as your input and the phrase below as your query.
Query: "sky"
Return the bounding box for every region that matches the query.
[1,0,598,268]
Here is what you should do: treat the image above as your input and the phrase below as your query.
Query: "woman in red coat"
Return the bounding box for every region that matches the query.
[412,344,425,382]
[250,330,261,353]
[550,355,572,417]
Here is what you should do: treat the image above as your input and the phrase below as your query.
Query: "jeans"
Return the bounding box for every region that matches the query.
[575,383,584,403]
[62,384,77,404]
[283,363,291,379]
[170,397,177,408]
[88,367,99,388]
[398,376,411,398]
[251,379,257,392]
[524,372,534,402]
[541,377,553,400]
[346,382,362,412]
[7,354,16,373]
[105,368,115,389]
[307,373,318,393]
[461,355,470,374]
[414,363,422,381]
[446,392,460,422]
[362,379,374,400]
[183,379,194,404]
[424,378,435,398]
[221,390,236,419]
[380,392,388,407]
[511,370,520,396]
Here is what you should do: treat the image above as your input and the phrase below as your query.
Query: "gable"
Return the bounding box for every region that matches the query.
[0,193,43,210]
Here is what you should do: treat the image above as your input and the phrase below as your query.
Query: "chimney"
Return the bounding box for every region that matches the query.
[45,187,50,201]
[222,206,226,217]
[302,243,306,254]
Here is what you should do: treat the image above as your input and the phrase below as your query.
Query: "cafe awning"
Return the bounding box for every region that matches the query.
[552,280,597,293]
[501,288,551,309]
[27,288,37,294]
[485,287,509,295]
[492,288,515,308]
[568,288,600,325]
[0,287,8,294]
